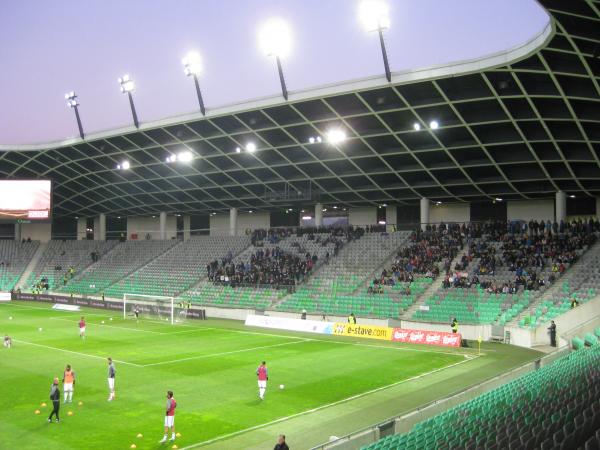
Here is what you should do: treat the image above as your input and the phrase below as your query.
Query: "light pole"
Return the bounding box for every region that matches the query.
[359,0,392,82]
[259,17,292,100]
[118,74,139,128]
[182,52,206,115]
[65,91,84,139]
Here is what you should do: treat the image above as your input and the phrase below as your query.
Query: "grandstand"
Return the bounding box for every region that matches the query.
[1,0,600,449]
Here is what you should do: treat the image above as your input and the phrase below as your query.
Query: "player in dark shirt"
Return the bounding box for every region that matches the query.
[274,434,289,450]
[48,377,60,423]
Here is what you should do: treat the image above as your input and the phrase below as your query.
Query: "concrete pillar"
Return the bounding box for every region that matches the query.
[555,191,566,223]
[14,222,21,241]
[386,205,397,233]
[96,213,106,240]
[159,212,167,240]
[77,217,87,240]
[230,208,238,236]
[315,203,323,227]
[420,198,430,231]
[183,215,191,241]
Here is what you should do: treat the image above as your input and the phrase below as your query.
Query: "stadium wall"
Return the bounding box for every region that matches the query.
[507,199,554,221]
[400,319,491,341]
[348,207,377,226]
[20,222,51,242]
[76,217,87,240]
[209,212,270,236]
[429,203,470,224]
[127,216,176,240]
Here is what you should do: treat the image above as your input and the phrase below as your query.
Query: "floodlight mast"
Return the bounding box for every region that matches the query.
[65,92,85,139]
[359,0,392,82]
[259,18,291,100]
[118,74,139,128]
[183,52,206,115]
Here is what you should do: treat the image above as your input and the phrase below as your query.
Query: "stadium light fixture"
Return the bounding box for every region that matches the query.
[235,146,241,153]
[65,91,85,139]
[413,123,421,131]
[430,120,439,129]
[177,151,193,162]
[118,74,139,128]
[302,215,312,220]
[246,142,257,153]
[182,51,206,115]
[258,17,292,100]
[326,128,347,145]
[569,194,576,198]
[359,0,391,82]
[117,160,130,170]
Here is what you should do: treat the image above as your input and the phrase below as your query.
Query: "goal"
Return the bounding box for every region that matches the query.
[123,294,189,324]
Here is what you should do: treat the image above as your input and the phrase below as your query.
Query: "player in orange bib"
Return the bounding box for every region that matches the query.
[62,364,76,403]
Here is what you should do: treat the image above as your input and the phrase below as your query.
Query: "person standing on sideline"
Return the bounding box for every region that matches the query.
[107,357,116,401]
[257,361,268,400]
[548,321,557,347]
[159,391,177,443]
[79,316,86,339]
[348,313,357,324]
[48,377,60,423]
[300,309,307,320]
[134,305,140,322]
[274,434,290,450]
[62,364,76,403]
[451,318,459,334]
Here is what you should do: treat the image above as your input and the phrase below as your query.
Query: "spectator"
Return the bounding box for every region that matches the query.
[274,434,289,450]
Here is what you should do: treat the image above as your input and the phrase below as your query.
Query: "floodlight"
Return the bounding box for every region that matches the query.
[177,151,193,162]
[302,215,312,220]
[308,137,315,144]
[182,52,202,77]
[430,120,439,129]
[569,194,576,198]
[359,0,390,32]
[121,160,130,170]
[436,201,442,205]
[258,17,292,58]
[326,128,346,144]
[316,136,322,143]
[64,91,84,139]
[413,123,421,131]
[378,220,386,225]
[235,147,241,153]
[118,74,139,128]
[495,197,503,202]
[246,142,257,152]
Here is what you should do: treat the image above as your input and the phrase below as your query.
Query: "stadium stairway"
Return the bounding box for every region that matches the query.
[400,242,468,319]
[15,242,46,290]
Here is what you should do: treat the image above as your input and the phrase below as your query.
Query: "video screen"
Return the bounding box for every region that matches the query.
[0,180,52,220]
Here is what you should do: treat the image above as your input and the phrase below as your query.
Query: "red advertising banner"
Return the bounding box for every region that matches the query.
[392,328,462,347]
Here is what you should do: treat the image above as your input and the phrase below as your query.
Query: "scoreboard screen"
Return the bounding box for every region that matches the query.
[0,180,52,220]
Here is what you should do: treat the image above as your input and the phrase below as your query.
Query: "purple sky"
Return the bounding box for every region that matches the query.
[0,0,548,145]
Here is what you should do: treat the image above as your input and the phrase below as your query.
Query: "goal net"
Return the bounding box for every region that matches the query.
[123,294,190,324]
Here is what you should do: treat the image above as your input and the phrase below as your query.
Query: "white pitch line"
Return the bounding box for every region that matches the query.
[178,356,479,450]
[49,317,167,334]
[12,338,141,367]
[142,339,312,367]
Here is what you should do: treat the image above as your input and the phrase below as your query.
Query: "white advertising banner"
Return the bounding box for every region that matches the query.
[52,303,81,312]
[245,314,334,335]
[0,292,11,302]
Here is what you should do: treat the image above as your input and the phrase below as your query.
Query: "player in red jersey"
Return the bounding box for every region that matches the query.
[257,361,268,400]
[159,391,177,443]
[79,317,86,339]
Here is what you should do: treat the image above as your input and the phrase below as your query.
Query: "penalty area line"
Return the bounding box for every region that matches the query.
[142,339,312,367]
[12,338,141,367]
[178,355,479,449]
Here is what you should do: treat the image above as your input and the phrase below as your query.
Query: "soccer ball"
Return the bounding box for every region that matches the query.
[8,316,12,320]
[101,321,105,324]
[109,317,113,321]
[78,401,83,406]
[136,433,143,438]
[279,384,285,390]
[38,327,43,332]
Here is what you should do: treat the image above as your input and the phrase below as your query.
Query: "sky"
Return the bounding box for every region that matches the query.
[0,0,549,145]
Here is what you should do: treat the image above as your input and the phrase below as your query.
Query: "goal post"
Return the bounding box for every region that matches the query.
[123,293,176,324]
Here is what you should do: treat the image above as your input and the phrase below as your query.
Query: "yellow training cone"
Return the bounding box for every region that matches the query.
[175,433,181,437]
[67,411,73,416]
[130,445,137,449]
[172,445,178,449]
[78,401,83,406]
[34,410,40,415]
[136,433,143,438]
[41,402,47,407]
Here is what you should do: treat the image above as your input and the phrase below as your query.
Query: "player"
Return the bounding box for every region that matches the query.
[48,377,60,423]
[79,316,86,339]
[159,391,177,443]
[62,364,76,403]
[107,357,116,401]
[3,335,11,348]
[256,361,268,400]
[134,305,140,322]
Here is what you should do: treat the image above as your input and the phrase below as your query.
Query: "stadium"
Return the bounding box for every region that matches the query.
[1,0,600,449]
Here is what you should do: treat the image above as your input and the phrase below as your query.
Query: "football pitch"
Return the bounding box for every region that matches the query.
[0,301,542,450]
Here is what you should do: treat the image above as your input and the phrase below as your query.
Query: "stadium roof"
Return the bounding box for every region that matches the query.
[1,0,599,218]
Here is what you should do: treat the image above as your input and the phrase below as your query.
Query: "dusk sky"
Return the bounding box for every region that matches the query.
[0,0,548,145]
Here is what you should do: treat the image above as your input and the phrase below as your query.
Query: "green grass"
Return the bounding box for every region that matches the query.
[0,301,541,450]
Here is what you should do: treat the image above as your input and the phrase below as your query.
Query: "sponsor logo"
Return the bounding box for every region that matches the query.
[28,210,49,219]
[392,328,461,347]
[332,323,393,341]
